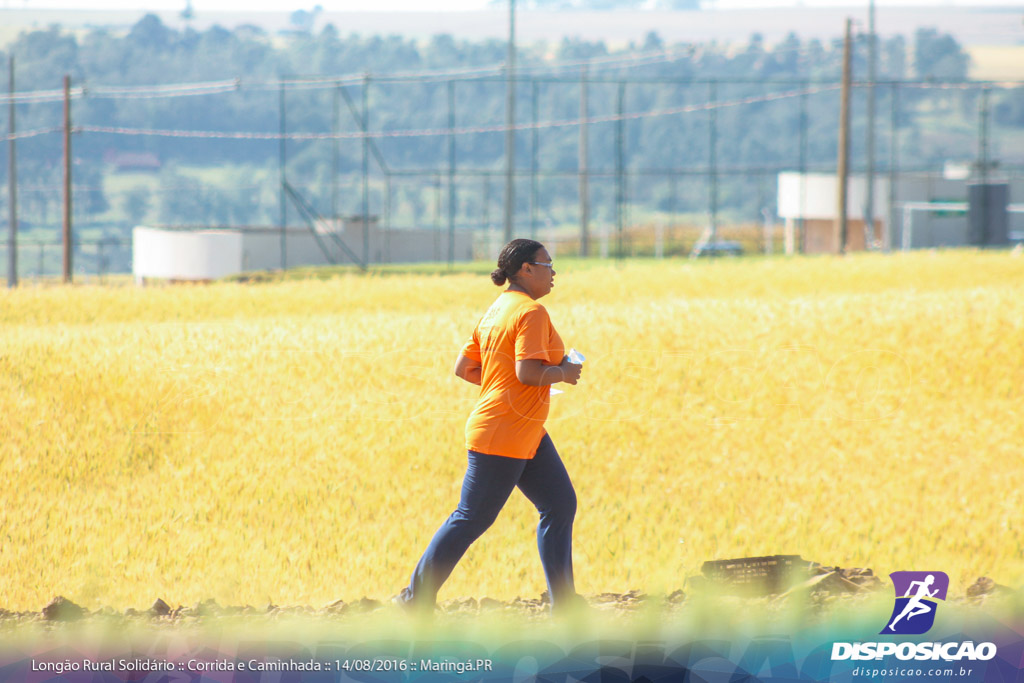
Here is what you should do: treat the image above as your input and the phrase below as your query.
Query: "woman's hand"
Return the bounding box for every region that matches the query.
[557,355,583,385]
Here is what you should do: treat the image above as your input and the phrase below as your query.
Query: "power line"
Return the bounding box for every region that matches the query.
[87,79,240,99]
[0,127,61,140]
[0,80,238,105]
[0,88,85,105]
[0,72,1019,106]
[0,47,700,104]
[52,85,837,143]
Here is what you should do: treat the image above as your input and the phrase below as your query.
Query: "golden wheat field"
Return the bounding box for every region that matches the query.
[1,250,1023,613]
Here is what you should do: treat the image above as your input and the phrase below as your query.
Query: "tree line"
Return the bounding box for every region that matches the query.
[1,12,1019,243]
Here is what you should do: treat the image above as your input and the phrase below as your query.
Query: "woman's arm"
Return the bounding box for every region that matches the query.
[515,357,582,387]
[454,354,483,385]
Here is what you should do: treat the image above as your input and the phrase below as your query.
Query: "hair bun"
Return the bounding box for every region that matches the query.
[494,238,544,287]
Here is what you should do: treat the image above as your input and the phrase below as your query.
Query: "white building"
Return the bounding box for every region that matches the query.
[133,217,474,282]
[777,171,1024,254]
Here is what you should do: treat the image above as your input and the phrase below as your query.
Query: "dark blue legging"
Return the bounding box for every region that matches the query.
[400,434,577,610]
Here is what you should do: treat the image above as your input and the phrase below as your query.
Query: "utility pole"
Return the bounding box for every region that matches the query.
[362,73,370,267]
[62,75,72,283]
[888,83,899,252]
[7,56,16,288]
[530,79,538,239]
[797,79,809,255]
[578,63,590,257]
[979,87,991,188]
[503,0,516,242]
[615,81,625,260]
[708,80,719,243]
[835,19,852,254]
[979,86,991,243]
[865,0,877,247]
[332,83,340,221]
[279,80,287,270]
[448,79,456,267]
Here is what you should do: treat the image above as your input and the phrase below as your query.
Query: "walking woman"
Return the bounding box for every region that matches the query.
[398,238,584,614]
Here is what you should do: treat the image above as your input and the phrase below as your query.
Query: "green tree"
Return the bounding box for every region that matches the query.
[914,28,969,80]
[122,186,152,226]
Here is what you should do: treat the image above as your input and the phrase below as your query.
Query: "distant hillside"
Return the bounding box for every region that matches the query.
[0,9,1019,258]
[1,5,1022,49]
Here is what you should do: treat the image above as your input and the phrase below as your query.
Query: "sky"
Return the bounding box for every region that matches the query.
[3,0,1023,10]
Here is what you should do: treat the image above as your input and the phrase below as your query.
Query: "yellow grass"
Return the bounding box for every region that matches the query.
[2,250,1023,612]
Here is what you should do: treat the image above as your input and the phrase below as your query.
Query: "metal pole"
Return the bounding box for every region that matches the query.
[578,63,590,257]
[333,83,340,221]
[62,74,72,283]
[762,206,773,255]
[708,79,718,243]
[279,80,287,270]
[434,175,441,262]
[901,205,911,251]
[865,0,877,247]
[385,175,392,262]
[448,79,456,267]
[7,56,16,288]
[669,173,678,250]
[616,80,625,260]
[362,74,370,266]
[798,79,809,254]
[483,175,490,232]
[888,82,899,251]
[530,79,538,239]
[503,0,516,242]
[979,86,991,244]
[979,86,991,185]
[836,19,853,254]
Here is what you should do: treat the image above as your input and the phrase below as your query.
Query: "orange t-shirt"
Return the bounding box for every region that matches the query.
[460,290,565,459]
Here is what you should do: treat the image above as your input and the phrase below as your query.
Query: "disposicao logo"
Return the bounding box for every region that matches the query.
[880,571,949,635]
[831,570,997,663]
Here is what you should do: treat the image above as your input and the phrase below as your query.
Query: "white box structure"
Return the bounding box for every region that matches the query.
[133,227,244,282]
[133,222,474,282]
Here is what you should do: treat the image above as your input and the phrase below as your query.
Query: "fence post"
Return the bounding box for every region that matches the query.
[888,82,899,251]
[797,78,808,254]
[7,55,17,288]
[579,63,590,257]
[279,79,287,270]
[864,0,878,247]
[616,80,625,259]
[835,19,852,254]
[530,79,538,240]
[333,83,341,221]
[384,175,392,263]
[669,173,678,254]
[434,174,441,262]
[978,85,991,184]
[503,0,516,242]
[362,73,370,266]
[62,75,72,283]
[448,79,456,267]
[708,79,718,244]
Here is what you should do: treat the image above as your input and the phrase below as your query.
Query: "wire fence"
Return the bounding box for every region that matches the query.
[0,238,131,283]
[3,66,1024,281]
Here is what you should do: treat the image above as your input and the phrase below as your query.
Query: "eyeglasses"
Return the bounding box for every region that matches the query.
[528,261,554,269]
